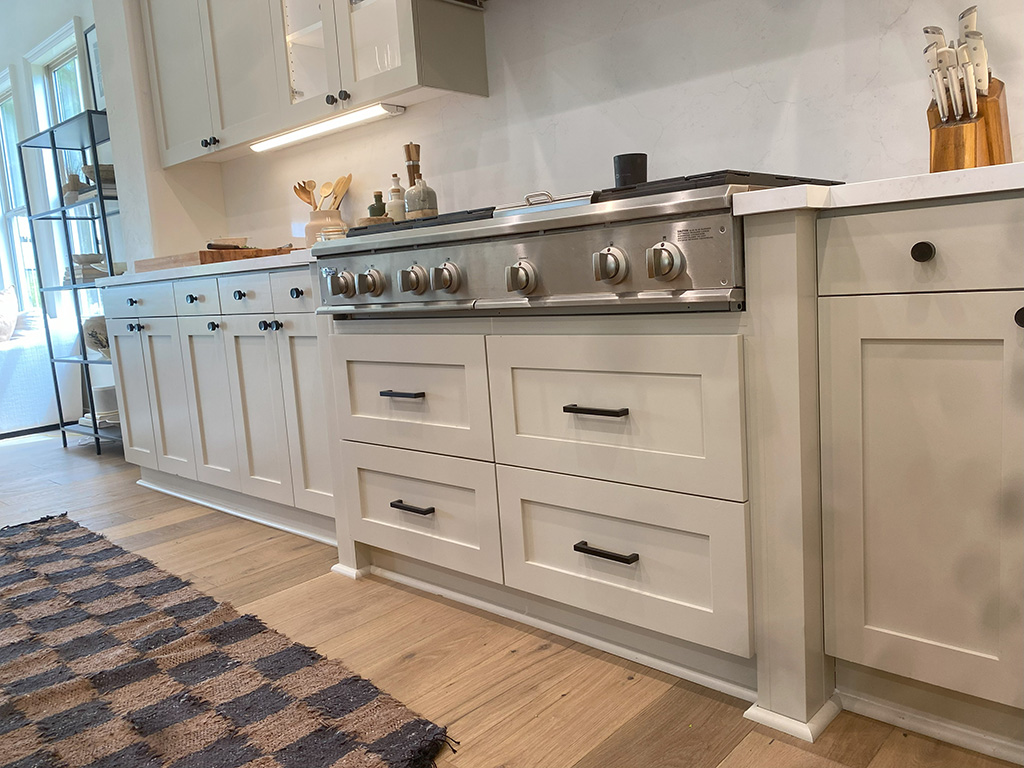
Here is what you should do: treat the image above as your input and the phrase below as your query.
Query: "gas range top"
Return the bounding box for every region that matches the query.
[312,170,839,317]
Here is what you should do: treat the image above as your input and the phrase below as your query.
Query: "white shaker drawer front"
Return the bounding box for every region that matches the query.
[497,466,752,657]
[270,268,316,314]
[818,196,1024,296]
[342,442,503,583]
[332,334,493,460]
[487,335,746,501]
[174,278,221,315]
[218,272,274,314]
[103,282,176,319]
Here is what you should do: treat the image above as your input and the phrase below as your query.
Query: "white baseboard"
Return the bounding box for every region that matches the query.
[367,564,758,704]
[137,472,336,547]
[744,695,842,743]
[330,562,371,580]
[839,690,1024,765]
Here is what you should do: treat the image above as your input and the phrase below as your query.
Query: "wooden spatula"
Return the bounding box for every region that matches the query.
[330,174,353,209]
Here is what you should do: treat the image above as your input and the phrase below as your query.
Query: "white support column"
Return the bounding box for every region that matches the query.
[741,209,839,740]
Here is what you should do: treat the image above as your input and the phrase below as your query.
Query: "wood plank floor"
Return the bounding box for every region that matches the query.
[0,432,1015,768]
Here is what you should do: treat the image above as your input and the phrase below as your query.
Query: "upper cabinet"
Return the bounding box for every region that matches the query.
[142,0,488,167]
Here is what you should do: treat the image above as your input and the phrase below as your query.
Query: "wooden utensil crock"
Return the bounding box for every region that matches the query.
[928,77,1012,172]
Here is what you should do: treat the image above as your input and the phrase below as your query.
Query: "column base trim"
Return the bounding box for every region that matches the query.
[743,694,842,743]
[330,563,371,580]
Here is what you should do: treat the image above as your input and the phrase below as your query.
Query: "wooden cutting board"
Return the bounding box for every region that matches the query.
[133,246,295,273]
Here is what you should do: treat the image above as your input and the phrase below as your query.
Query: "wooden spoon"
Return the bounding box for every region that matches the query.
[318,181,334,211]
[327,175,347,209]
[304,180,317,208]
[331,174,353,209]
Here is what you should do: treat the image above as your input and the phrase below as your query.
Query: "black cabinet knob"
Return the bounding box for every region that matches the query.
[338,89,351,102]
[209,136,219,146]
[185,294,198,304]
[233,290,246,300]
[911,241,936,263]
[258,320,270,331]
[200,138,210,148]
[325,94,338,105]
[269,320,283,331]
[207,321,219,331]
[289,287,303,299]
[1015,307,1024,329]
[126,323,135,332]
[126,297,137,306]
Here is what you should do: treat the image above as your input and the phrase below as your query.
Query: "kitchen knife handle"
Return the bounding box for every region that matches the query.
[574,541,640,565]
[380,390,426,399]
[390,499,435,516]
[563,404,630,418]
[911,241,936,263]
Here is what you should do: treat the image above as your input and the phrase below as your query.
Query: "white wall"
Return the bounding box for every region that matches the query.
[217,0,1024,248]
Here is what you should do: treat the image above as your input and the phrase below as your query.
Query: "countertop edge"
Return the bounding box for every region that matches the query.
[95,249,315,287]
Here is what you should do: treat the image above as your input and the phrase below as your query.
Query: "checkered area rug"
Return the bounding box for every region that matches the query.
[0,516,449,768]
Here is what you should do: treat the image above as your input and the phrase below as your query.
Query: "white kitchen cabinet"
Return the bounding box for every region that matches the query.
[821,290,1024,708]
[276,312,334,515]
[178,315,241,491]
[270,0,341,128]
[108,320,158,470]
[135,317,197,480]
[223,314,295,506]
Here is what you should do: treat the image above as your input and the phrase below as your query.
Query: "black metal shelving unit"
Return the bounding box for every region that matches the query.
[17,110,120,454]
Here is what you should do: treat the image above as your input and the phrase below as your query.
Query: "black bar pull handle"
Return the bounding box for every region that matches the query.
[563,404,629,418]
[380,390,426,399]
[574,540,639,565]
[390,499,435,516]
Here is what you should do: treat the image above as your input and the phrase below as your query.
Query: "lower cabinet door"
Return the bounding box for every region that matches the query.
[108,319,158,469]
[178,315,240,491]
[223,315,294,506]
[139,317,196,479]
[341,442,503,583]
[821,291,1024,708]
[276,313,333,516]
[497,465,753,657]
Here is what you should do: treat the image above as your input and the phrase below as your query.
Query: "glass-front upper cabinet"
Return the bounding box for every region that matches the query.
[330,0,488,110]
[272,0,344,126]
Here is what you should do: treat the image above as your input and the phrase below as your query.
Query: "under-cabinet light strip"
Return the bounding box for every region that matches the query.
[250,103,405,152]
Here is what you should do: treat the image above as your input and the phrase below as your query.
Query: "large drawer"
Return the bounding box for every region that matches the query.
[103,282,175,319]
[341,442,503,583]
[332,334,493,461]
[487,335,746,501]
[173,277,221,315]
[218,272,274,314]
[497,466,752,656]
[818,196,1024,296]
[270,268,316,314]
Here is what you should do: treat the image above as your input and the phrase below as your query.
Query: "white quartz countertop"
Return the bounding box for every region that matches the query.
[95,249,315,287]
[734,162,1024,216]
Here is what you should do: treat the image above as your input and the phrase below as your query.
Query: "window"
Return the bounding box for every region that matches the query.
[46,49,83,124]
[0,88,35,309]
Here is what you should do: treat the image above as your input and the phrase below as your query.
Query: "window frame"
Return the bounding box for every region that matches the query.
[0,86,31,306]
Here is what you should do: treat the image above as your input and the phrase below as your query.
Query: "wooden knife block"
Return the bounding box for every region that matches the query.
[928,77,1012,173]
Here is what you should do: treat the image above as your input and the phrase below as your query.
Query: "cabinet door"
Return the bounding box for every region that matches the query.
[178,316,240,491]
[276,313,333,516]
[223,316,294,506]
[139,318,197,480]
[270,0,343,128]
[821,291,1024,708]
[199,0,286,147]
[331,0,418,106]
[108,321,158,470]
[140,0,216,167]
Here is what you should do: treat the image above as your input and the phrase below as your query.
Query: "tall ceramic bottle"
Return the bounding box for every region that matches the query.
[386,174,406,222]
[405,173,438,220]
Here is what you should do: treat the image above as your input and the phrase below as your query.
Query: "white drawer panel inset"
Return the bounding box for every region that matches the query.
[174,278,221,316]
[218,272,274,314]
[342,442,502,583]
[498,466,752,656]
[488,335,746,500]
[333,334,493,460]
[103,282,175,319]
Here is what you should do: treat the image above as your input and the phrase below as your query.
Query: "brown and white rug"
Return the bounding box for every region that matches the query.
[0,515,449,768]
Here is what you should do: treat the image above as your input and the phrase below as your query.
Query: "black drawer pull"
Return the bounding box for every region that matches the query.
[185,293,198,304]
[911,241,936,263]
[289,287,304,299]
[126,297,137,306]
[574,540,639,565]
[269,320,283,331]
[233,289,246,300]
[258,320,270,331]
[390,499,435,516]
[1015,307,1024,329]
[207,321,219,331]
[380,390,426,399]
[563,404,629,418]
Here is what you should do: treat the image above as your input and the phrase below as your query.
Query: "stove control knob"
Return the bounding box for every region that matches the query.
[356,269,386,296]
[646,241,685,281]
[322,267,356,298]
[430,262,463,294]
[397,265,429,295]
[505,260,538,294]
[593,246,629,284]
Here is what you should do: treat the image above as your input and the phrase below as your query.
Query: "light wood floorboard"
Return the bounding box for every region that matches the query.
[0,432,1015,768]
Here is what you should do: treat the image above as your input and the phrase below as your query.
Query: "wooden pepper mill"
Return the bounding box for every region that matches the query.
[928,76,1012,172]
